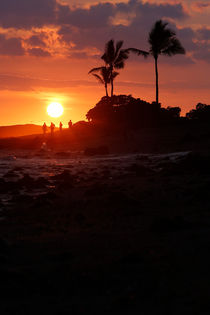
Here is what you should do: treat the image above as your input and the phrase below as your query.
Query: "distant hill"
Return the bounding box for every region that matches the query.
[0,124,43,138]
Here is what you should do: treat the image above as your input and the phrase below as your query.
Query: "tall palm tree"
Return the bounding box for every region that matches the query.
[88,66,118,97]
[101,39,148,97]
[148,20,185,105]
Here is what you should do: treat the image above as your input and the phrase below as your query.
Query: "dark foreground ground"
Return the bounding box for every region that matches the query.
[0,147,210,314]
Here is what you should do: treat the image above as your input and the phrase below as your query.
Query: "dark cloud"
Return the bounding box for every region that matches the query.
[197,28,210,40]
[58,0,187,55]
[0,0,208,65]
[57,2,114,28]
[58,0,187,29]
[176,27,197,52]
[27,48,51,57]
[26,35,46,47]
[0,34,24,56]
[0,0,56,29]
[192,1,210,12]
[0,0,187,30]
[193,44,210,63]
[69,52,100,59]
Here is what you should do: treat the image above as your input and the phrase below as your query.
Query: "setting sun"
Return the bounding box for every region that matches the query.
[47,102,64,118]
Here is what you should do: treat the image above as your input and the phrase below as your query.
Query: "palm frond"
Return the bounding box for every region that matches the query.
[102,39,115,64]
[114,61,125,69]
[114,40,124,59]
[148,19,185,57]
[92,73,104,85]
[114,50,129,68]
[125,48,149,58]
[111,71,119,79]
[162,37,185,56]
[88,66,104,74]
[101,67,111,83]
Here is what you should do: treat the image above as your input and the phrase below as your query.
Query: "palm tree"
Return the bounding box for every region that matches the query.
[88,66,118,97]
[101,39,148,97]
[148,20,185,105]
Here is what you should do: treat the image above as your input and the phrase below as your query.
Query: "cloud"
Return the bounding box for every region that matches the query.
[0,0,187,31]
[26,35,46,47]
[197,28,210,40]
[58,0,187,55]
[176,27,196,51]
[69,51,99,59]
[193,45,210,63]
[0,0,208,65]
[27,48,51,57]
[57,2,115,29]
[192,2,210,12]
[0,73,96,91]
[58,0,187,30]
[0,0,57,29]
[0,34,24,56]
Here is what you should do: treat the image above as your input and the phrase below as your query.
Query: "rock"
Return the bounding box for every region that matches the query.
[33,191,57,207]
[54,151,71,158]
[50,251,74,262]
[120,252,144,264]
[1,180,18,193]
[136,155,149,161]
[75,213,86,225]
[84,146,109,156]
[51,170,73,182]
[0,238,11,254]
[3,171,18,179]
[162,153,210,175]
[128,163,154,176]
[18,174,34,187]
[151,216,191,234]
[35,177,49,188]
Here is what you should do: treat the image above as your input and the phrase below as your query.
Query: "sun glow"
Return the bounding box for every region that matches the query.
[47,102,64,118]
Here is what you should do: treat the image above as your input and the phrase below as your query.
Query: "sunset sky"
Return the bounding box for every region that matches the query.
[0,0,210,126]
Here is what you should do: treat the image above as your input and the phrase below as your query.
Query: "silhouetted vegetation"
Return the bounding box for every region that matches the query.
[86,95,182,132]
[101,40,130,96]
[160,106,181,125]
[89,39,148,97]
[89,20,185,103]
[148,20,185,105]
[186,103,210,121]
[88,66,119,97]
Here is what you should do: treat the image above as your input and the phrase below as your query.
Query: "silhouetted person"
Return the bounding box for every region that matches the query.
[42,122,47,135]
[50,122,55,135]
[68,120,72,129]
[41,142,47,152]
[59,121,63,132]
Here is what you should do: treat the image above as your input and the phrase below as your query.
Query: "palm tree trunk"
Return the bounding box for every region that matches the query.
[111,78,114,97]
[155,56,159,105]
[110,66,114,97]
[105,83,108,97]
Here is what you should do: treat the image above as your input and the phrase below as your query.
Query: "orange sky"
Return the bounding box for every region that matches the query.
[0,0,209,126]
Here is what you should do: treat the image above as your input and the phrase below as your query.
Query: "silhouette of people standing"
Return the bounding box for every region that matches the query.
[50,122,55,135]
[59,122,63,132]
[42,122,47,135]
[68,120,72,129]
